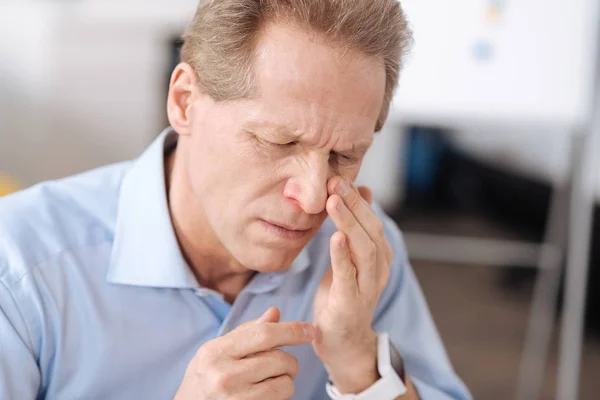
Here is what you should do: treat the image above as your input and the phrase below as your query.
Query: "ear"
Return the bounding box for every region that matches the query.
[167,62,200,136]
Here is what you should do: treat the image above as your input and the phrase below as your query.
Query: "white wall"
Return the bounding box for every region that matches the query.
[0,1,197,186]
[391,0,600,202]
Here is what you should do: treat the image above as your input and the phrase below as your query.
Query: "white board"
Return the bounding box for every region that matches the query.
[392,0,600,130]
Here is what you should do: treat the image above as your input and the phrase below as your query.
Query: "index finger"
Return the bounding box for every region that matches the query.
[223,321,315,359]
[328,177,382,242]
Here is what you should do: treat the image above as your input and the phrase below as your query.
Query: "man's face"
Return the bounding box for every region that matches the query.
[179,23,386,272]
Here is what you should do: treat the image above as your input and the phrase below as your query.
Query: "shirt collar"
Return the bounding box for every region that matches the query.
[107,128,313,290]
[107,128,199,289]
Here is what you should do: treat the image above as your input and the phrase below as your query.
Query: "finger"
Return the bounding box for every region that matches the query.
[328,177,383,244]
[329,231,358,291]
[242,349,300,382]
[357,186,373,205]
[225,321,315,359]
[245,374,295,400]
[235,307,281,332]
[356,185,392,265]
[326,194,377,287]
[257,307,280,324]
[330,177,391,285]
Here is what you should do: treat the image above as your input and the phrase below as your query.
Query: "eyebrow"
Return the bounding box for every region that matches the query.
[244,121,373,155]
[244,121,299,139]
[344,142,371,156]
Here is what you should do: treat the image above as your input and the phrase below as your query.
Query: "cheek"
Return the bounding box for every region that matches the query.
[192,139,286,209]
[188,130,248,181]
[239,141,290,183]
[339,156,366,180]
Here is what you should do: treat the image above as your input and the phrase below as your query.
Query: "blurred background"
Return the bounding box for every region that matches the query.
[2,1,600,399]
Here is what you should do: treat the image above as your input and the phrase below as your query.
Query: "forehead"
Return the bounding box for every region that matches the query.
[244,22,386,149]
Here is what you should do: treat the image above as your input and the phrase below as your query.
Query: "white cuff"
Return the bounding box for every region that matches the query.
[325,332,407,400]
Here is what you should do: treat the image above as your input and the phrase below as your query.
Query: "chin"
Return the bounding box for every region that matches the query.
[239,247,301,273]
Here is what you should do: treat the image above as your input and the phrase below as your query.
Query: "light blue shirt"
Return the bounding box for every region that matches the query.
[0,129,471,400]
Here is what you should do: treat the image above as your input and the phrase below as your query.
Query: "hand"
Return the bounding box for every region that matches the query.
[312,177,393,394]
[174,307,315,400]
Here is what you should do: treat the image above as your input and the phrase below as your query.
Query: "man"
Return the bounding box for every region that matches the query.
[0,0,471,399]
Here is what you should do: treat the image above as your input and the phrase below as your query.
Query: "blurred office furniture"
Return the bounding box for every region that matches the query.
[366,1,600,399]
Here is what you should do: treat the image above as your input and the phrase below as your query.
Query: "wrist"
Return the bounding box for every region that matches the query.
[325,333,411,400]
[324,331,379,394]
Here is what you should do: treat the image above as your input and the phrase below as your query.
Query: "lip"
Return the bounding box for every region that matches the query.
[260,219,312,240]
[264,220,312,231]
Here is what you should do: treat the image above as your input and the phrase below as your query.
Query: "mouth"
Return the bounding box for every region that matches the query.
[260,219,312,240]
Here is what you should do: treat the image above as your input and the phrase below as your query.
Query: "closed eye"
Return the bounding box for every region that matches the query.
[330,151,358,165]
[253,134,298,150]
[271,140,298,148]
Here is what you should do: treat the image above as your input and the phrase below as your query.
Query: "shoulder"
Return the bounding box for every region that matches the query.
[0,162,131,285]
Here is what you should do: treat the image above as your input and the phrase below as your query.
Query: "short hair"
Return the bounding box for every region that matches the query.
[181,0,412,132]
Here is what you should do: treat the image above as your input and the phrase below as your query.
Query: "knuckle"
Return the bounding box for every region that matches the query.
[271,348,287,361]
[251,324,271,346]
[196,342,219,365]
[266,375,295,399]
[212,373,228,393]
[365,241,377,260]
[288,355,300,377]
[274,350,299,376]
[212,370,235,393]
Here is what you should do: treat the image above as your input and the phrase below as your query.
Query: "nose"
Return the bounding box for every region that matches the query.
[283,154,330,215]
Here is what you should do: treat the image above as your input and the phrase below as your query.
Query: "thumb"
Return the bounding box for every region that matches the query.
[235,307,281,331]
[330,231,358,290]
[257,306,281,323]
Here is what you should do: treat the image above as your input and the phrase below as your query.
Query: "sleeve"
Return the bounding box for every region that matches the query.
[372,205,472,400]
[0,278,41,399]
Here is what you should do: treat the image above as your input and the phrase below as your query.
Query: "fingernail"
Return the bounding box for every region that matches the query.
[336,179,350,197]
[336,199,348,213]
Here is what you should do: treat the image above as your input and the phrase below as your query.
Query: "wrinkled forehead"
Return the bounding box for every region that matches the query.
[245,23,385,147]
[253,23,385,112]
